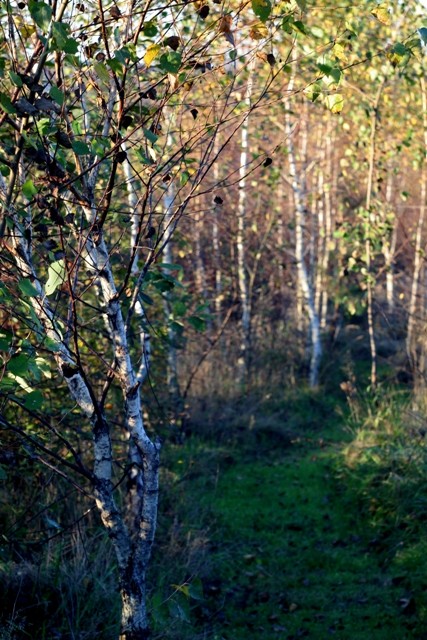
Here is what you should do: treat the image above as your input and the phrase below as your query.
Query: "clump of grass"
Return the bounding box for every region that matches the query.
[336,388,427,625]
[0,528,120,639]
[339,389,427,540]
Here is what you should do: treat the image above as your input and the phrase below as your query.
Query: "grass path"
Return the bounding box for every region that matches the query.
[200,432,421,639]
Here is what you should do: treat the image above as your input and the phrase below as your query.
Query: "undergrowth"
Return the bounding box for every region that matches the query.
[2,383,427,638]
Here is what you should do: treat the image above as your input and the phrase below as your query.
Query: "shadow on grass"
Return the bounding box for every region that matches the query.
[151,386,427,639]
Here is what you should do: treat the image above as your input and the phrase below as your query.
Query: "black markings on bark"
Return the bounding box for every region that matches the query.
[61,363,79,378]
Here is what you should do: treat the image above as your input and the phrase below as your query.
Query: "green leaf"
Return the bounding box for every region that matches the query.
[0,464,7,481]
[387,42,409,67]
[136,148,154,165]
[170,320,184,335]
[28,0,52,31]
[19,278,39,297]
[94,61,110,83]
[49,86,65,106]
[0,92,16,114]
[143,21,158,37]
[9,71,23,87]
[107,57,123,74]
[45,259,66,296]
[139,291,154,305]
[24,389,44,410]
[8,354,30,376]
[292,20,307,34]
[172,583,190,597]
[34,356,52,379]
[188,315,206,332]
[180,170,190,186]
[22,179,38,199]
[320,65,342,87]
[282,15,294,34]
[63,38,78,54]
[251,0,271,23]
[188,578,204,601]
[72,140,90,155]
[115,46,133,64]
[52,21,69,48]
[392,42,407,56]
[51,22,78,53]
[161,263,184,271]
[0,377,17,391]
[173,300,187,317]
[0,330,12,351]
[159,51,182,74]
[143,128,158,145]
[168,598,190,623]
[304,82,322,102]
[153,278,175,292]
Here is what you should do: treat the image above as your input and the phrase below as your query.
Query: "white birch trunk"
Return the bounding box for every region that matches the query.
[364,81,385,389]
[383,169,397,313]
[284,81,322,387]
[407,75,427,364]
[236,56,255,384]
[212,138,223,325]
[8,206,158,638]
[4,76,159,640]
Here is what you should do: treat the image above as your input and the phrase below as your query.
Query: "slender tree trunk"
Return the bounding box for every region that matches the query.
[3,66,160,637]
[314,124,325,326]
[212,138,223,326]
[383,167,397,313]
[6,194,160,639]
[236,56,255,385]
[321,119,335,331]
[407,75,427,365]
[365,81,385,389]
[284,81,322,386]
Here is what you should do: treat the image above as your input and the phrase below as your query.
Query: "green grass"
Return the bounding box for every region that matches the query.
[203,451,417,639]
[152,388,427,639]
[3,386,427,639]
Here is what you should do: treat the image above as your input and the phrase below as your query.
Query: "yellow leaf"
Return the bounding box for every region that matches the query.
[371,5,391,25]
[332,43,347,63]
[14,15,36,37]
[325,93,344,114]
[144,44,161,67]
[20,23,36,37]
[249,21,268,40]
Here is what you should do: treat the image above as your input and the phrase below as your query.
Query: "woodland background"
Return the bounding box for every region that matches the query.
[2,0,427,637]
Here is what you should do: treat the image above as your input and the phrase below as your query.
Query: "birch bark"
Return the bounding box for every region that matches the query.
[364,81,385,389]
[407,75,427,364]
[284,80,322,386]
[236,56,255,385]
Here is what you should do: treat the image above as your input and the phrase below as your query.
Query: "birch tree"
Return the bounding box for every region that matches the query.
[0,0,276,634]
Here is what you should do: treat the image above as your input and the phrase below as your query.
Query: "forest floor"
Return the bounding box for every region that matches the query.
[153,389,427,639]
[3,387,427,639]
